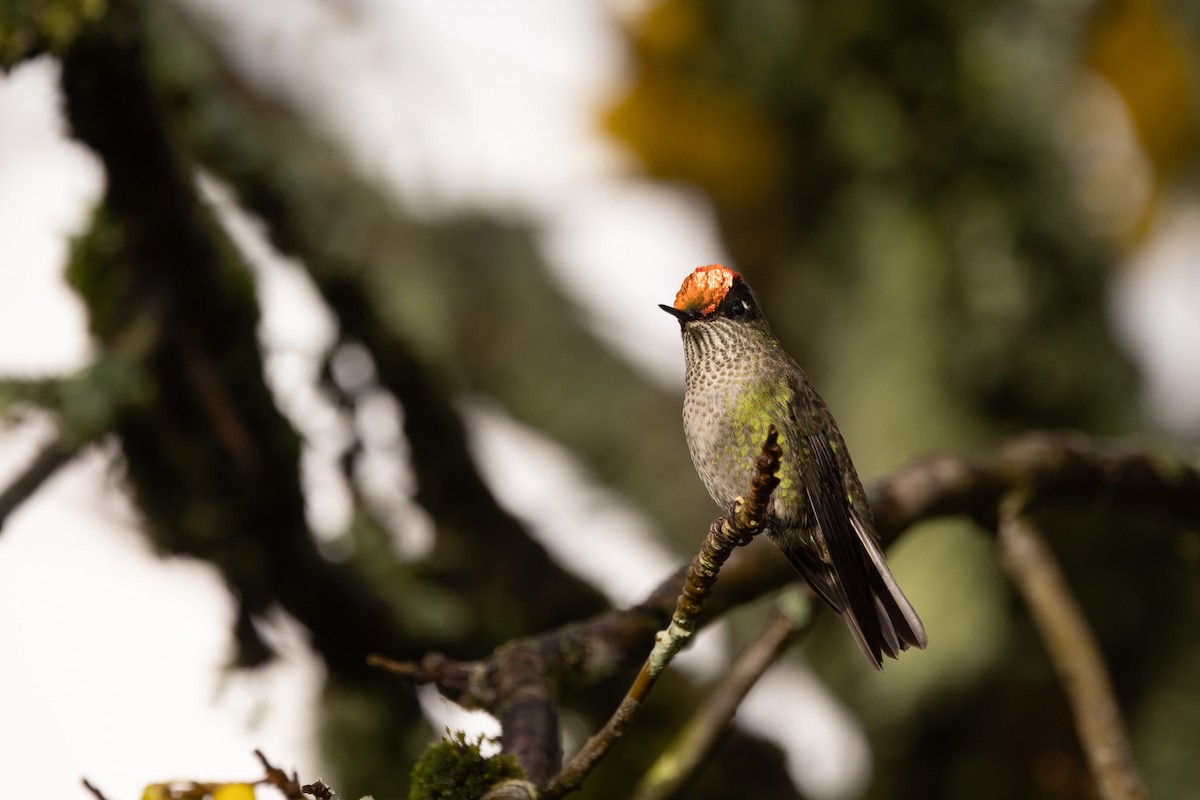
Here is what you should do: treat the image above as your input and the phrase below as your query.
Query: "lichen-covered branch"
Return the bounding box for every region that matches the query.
[633,589,813,800]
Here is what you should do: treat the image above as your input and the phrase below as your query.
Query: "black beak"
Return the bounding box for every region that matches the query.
[659,304,696,324]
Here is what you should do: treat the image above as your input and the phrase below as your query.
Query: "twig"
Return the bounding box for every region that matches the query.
[997,499,1148,800]
[81,778,111,800]
[633,588,813,800]
[542,428,783,799]
[366,653,426,680]
[0,438,77,533]
[255,749,305,800]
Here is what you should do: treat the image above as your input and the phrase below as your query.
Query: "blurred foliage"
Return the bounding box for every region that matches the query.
[1088,0,1199,198]
[51,2,616,795]
[609,0,1143,439]
[2,0,1198,797]
[135,0,716,553]
[0,0,106,66]
[609,0,1200,798]
[141,782,256,800]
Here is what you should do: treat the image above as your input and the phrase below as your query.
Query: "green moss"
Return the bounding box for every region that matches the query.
[64,207,129,338]
[408,731,523,800]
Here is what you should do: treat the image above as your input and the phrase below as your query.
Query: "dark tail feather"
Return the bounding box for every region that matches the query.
[852,516,928,652]
[768,525,926,671]
[795,432,927,668]
[771,534,888,669]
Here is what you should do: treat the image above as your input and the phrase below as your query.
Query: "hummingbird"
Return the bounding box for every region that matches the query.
[660,264,926,668]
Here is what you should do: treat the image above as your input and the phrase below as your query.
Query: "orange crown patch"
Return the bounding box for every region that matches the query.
[673,264,741,316]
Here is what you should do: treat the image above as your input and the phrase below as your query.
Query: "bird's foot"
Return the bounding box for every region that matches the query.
[727,497,763,545]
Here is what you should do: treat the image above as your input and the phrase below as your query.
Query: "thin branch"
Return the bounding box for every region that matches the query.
[0,438,77,533]
[81,779,111,800]
[997,499,1148,800]
[542,428,783,799]
[633,588,814,800]
[870,431,1200,546]
[255,749,305,800]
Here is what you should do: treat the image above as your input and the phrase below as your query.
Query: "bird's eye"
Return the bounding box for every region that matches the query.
[729,298,749,318]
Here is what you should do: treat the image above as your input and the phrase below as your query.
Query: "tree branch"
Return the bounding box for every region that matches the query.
[998,499,1149,800]
[869,431,1200,545]
[633,588,814,800]
[0,438,77,533]
[375,431,1197,797]
[60,0,416,674]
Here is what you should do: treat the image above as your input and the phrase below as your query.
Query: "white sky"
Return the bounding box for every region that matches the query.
[1,2,1198,799]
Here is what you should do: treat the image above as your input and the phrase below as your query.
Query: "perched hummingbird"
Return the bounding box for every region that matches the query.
[660,264,926,668]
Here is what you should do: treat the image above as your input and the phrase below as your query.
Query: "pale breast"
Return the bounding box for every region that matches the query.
[681,378,744,508]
